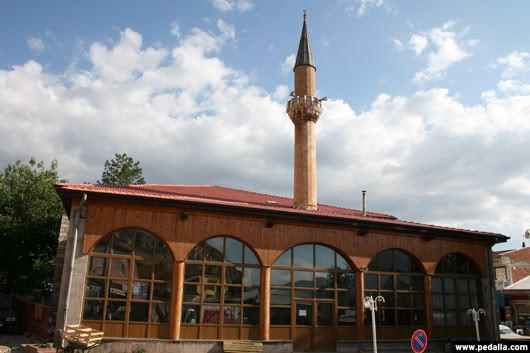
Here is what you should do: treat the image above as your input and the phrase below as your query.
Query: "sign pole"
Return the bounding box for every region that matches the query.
[364,295,385,353]
[467,308,486,342]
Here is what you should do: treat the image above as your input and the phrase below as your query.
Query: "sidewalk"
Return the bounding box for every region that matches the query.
[0,334,44,353]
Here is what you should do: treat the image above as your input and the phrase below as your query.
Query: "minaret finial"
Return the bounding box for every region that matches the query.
[303,9,307,21]
[294,9,315,70]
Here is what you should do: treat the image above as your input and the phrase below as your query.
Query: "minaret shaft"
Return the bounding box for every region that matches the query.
[287,13,322,211]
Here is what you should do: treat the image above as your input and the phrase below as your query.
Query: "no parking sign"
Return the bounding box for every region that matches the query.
[411,329,428,353]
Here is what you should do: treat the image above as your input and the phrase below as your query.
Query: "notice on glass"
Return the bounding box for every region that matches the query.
[299,310,307,317]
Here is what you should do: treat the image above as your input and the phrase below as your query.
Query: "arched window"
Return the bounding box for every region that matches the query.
[433,253,481,327]
[182,236,261,332]
[365,249,425,326]
[82,229,173,338]
[270,244,356,327]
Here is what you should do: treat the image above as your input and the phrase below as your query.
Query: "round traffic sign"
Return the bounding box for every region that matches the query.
[411,329,428,353]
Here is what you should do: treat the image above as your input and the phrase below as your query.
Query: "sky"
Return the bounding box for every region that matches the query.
[1,0,530,250]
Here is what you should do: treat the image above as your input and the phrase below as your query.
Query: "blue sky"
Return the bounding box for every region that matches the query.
[2,0,530,249]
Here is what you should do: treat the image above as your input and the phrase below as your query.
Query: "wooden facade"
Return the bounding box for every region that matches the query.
[58,193,503,352]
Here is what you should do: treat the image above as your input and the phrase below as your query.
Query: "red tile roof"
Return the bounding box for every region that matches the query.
[55,183,507,240]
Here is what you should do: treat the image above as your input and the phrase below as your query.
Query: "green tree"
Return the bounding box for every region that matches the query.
[98,153,146,185]
[0,158,64,294]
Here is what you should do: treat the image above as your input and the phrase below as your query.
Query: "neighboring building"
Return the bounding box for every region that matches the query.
[494,247,530,331]
[53,14,508,352]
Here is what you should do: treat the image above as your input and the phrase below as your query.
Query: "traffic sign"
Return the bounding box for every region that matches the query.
[411,329,428,353]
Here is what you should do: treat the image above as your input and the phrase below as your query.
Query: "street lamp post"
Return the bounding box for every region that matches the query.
[467,308,486,342]
[364,295,385,353]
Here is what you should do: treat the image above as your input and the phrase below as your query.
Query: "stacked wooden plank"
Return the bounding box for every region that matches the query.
[64,325,104,348]
[223,340,263,353]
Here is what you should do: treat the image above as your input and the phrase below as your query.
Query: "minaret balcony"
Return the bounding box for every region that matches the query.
[287,95,323,124]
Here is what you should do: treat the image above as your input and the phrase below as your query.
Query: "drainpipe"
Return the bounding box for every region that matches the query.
[62,193,87,347]
[362,190,367,216]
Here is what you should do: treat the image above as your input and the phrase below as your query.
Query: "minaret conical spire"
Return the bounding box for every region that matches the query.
[294,10,315,70]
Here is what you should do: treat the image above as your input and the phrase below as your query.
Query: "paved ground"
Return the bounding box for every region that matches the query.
[0,334,44,353]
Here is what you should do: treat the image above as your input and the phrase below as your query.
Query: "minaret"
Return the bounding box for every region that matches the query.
[287,11,324,211]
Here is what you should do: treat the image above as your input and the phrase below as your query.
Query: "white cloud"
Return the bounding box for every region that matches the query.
[496,51,530,78]
[217,19,236,41]
[344,0,391,17]
[211,0,253,12]
[170,22,181,38]
[27,37,45,53]
[281,54,295,73]
[3,24,530,251]
[394,21,476,83]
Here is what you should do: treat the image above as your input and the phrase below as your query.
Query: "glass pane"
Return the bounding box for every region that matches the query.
[154,261,172,281]
[316,290,334,299]
[151,302,170,323]
[296,302,313,325]
[183,284,201,303]
[315,245,334,269]
[93,237,110,254]
[382,293,393,306]
[397,293,410,307]
[244,246,259,265]
[89,257,107,276]
[432,294,443,309]
[456,254,468,274]
[86,278,105,298]
[446,310,457,325]
[243,268,261,286]
[457,278,468,292]
[446,294,456,309]
[397,310,411,325]
[270,308,291,325]
[108,280,128,299]
[204,237,224,262]
[225,267,243,285]
[381,275,393,290]
[458,294,470,309]
[134,260,152,279]
[379,309,394,325]
[271,270,291,286]
[412,275,424,291]
[295,290,314,299]
[106,301,127,321]
[396,276,410,290]
[443,255,457,274]
[153,283,171,301]
[204,285,221,303]
[223,306,241,324]
[338,308,356,325]
[83,300,104,320]
[336,254,352,270]
[225,286,242,304]
[317,303,332,325]
[274,250,291,266]
[337,272,356,289]
[471,295,479,308]
[294,271,313,288]
[225,238,243,263]
[444,278,455,292]
[110,258,129,278]
[188,244,203,260]
[376,250,393,271]
[134,230,154,257]
[469,279,478,293]
[432,277,442,292]
[155,238,171,259]
[182,304,199,323]
[271,288,291,305]
[202,305,221,324]
[412,293,424,308]
[184,264,202,283]
[243,307,259,325]
[338,291,355,307]
[433,311,445,326]
[204,265,222,284]
[243,287,260,304]
[394,250,410,272]
[316,272,333,289]
[412,310,424,325]
[130,302,149,322]
[112,231,133,255]
[293,244,314,268]
[365,274,378,290]
[132,281,150,300]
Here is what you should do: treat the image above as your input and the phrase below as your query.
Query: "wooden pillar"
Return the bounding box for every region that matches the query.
[170,261,185,340]
[356,270,365,338]
[424,274,433,337]
[260,266,271,340]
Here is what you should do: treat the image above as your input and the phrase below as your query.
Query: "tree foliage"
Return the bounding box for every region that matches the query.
[0,158,64,294]
[97,153,146,185]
